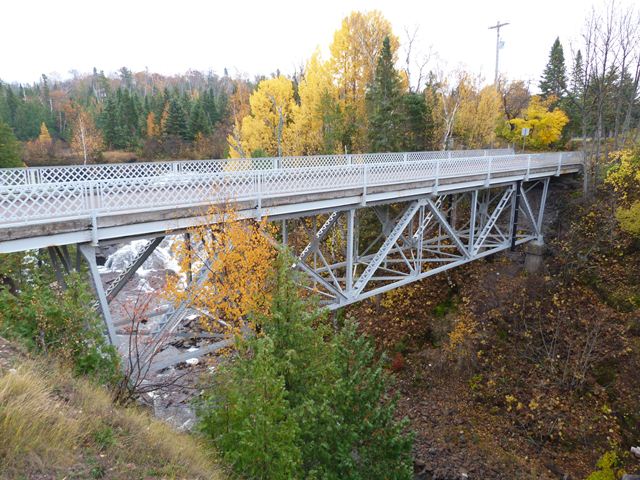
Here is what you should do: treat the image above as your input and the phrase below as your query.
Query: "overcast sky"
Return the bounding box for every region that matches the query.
[0,0,630,89]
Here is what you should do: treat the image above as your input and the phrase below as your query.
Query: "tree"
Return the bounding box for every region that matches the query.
[504,95,569,149]
[539,37,567,102]
[188,99,210,139]
[330,10,399,151]
[69,105,104,164]
[499,80,531,120]
[163,97,189,140]
[166,204,276,335]
[400,92,434,151]
[452,75,503,149]
[289,51,339,155]
[0,121,22,168]
[196,251,414,479]
[366,36,404,152]
[198,336,302,479]
[229,76,298,158]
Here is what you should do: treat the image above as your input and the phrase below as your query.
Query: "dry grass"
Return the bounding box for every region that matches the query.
[0,356,225,479]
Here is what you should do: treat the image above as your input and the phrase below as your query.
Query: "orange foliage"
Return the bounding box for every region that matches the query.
[165,203,277,336]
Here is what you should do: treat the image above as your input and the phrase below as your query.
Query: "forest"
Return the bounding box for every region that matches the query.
[1,4,640,480]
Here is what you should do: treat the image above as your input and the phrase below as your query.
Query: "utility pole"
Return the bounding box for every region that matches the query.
[488,21,509,85]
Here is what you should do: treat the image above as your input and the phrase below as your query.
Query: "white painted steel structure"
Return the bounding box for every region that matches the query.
[0,149,582,368]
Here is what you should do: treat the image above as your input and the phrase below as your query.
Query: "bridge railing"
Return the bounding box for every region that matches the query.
[0,151,582,226]
[0,148,514,187]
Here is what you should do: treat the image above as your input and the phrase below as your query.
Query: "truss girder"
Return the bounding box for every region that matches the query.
[284,180,551,308]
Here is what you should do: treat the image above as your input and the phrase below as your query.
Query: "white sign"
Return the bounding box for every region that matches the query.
[521,127,530,137]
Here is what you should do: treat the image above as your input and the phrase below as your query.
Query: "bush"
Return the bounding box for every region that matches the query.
[0,268,119,385]
[198,337,301,479]
[197,252,414,480]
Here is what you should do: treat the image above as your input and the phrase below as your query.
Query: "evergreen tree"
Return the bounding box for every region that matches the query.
[0,121,23,168]
[198,252,414,480]
[101,95,125,149]
[5,86,18,127]
[539,37,568,101]
[401,92,434,151]
[366,36,404,152]
[164,97,189,140]
[188,99,210,139]
[14,101,48,140]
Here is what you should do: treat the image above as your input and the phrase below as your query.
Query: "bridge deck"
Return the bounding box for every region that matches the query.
[0,150,582,253]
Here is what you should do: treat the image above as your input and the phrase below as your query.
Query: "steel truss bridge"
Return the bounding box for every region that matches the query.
[0,148,582,369]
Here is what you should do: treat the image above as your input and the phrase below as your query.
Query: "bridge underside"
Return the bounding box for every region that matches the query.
[285,178,549,308]
[42,177,552,372]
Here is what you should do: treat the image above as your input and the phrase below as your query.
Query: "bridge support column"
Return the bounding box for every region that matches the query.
[78,243,118,346]
[524,239,545,274]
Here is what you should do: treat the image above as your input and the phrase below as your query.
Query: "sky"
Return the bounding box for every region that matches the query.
[0,0,630,89]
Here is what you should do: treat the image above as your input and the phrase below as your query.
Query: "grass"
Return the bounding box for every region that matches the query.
[0,349,225,479]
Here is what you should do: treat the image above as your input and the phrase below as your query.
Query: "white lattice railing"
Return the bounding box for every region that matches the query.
[0,148,514,187]
[0,151,582,226]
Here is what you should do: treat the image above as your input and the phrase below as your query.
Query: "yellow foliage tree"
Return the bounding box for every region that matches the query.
[69,106,103,164]
[453,76,503,148]
[505,96,568,149]
[38,123,51,143]
[146,112,159,137]
[289,51,338,155]
[605,149,640,237]
[25,122,53,160]
[329,10,399,151]
[229,76,299,158]
[165,204,277,336]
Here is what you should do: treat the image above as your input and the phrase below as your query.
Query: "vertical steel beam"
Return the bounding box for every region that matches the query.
[469,190,478,250]
[510,181,521,251]
[47,246,67,288]
[536,178,550,241]
[345,209,355,295]
[78,243,118,346]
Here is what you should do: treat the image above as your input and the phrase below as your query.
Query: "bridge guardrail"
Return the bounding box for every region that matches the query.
[0,151,583,226]
[0,148,514,187]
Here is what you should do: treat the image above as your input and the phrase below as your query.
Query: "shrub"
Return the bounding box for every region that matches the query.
[0,269,119,385]
[197,252,414,480]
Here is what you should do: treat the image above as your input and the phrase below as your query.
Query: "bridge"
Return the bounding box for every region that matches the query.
[0,148,582,368]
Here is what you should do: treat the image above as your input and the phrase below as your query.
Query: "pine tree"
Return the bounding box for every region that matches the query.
[539,37,567,101]
[0,121,22,168]
[401,92,434,151]
[188,99,211,139]
[164,98,189,140]
[366,36,404,152]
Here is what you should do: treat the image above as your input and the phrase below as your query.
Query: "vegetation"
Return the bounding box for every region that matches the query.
[197,253,414,480]
[0,259,119,385]
[0,121,22,167]
[0,343,224,479]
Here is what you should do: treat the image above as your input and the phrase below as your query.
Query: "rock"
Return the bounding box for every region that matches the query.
[621,475,640,480]
[631,446,640,459]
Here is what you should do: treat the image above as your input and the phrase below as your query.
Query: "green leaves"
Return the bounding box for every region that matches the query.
[197,251,414,480]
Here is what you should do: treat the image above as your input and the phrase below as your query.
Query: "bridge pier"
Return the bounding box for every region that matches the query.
[524,238,546,274]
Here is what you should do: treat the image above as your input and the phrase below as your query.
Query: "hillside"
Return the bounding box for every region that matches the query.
[0,336,226,480]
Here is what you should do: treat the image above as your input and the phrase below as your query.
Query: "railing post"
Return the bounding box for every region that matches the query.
[526,154,531,180]
[361,164,367,206]
[556,153,563,176]
[485,156,493,187]
[347,154,352,165]
[403,152,408,163]
[434,158,440,194]
[256,173,262,218]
